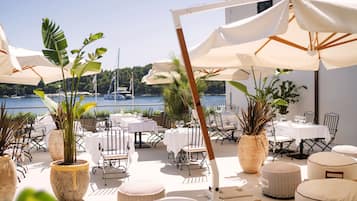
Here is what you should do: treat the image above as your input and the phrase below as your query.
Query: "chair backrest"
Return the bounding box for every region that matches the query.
[187,122,205,149]
[304,111,315,123]
[213,112,224,128]
[101,127,129,155]
[323,112,339,137]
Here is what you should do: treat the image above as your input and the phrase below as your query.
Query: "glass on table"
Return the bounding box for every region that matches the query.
[175,120,185,128]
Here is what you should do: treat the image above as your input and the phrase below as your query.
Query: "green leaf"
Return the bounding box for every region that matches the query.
[95,47,107,56]
[34,89,58,115]
[33,89,45,99]
[16,188,36,201]
[71,49,80,54]
[89,32,104,41]
[71,61,101,77]
[272,98,288,106]
[229,81,249,96]
[34,191,57,201]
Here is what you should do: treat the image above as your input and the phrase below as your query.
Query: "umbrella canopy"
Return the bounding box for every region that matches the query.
[0,25,21,75]
[142,60,275,85]
[0,46,97,86]
[189,0,357,71]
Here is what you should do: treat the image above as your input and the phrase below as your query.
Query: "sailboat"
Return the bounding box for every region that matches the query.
[103,74,126,100]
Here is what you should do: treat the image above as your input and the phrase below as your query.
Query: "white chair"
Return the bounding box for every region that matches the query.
[100,127,130,185]
[180,122,209,176]
[266,120,294,159]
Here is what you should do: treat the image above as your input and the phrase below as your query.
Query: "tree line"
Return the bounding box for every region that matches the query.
[0,64,225,97]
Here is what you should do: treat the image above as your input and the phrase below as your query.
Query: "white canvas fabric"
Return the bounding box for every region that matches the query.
[189,0,357,71]
[0,46,97,85]
[0,25,21,75]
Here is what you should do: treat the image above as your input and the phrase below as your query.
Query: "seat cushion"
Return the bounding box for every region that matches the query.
[307,152,357,180]
[156,197,197,201]
[118,180,164,196]
[295,179,357,201]
[261,162,301,198]
[332,145,357,158]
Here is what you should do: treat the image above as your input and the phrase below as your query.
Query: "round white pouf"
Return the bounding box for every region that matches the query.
[307,152,357,180]
[261,162,301,199]
[117,180,165,201]
[295,179,357,201]
[332,145,357,158]
[156,197,197,201]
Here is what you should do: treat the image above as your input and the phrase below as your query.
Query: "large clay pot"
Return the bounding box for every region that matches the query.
[48,129,64,161]
[50,160,89,201]
[0,155,17,201]
[238,133,268,173]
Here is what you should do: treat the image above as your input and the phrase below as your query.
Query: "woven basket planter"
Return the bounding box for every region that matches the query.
[238,133,268,173]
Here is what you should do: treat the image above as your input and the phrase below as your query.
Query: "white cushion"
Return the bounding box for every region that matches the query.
[307,152,357,180]
[118,180,164,196]
[295,179,357,201]
[332,145,357,158]
[156,197,197,201]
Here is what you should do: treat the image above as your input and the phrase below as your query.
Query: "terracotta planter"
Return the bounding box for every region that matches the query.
[50,160,89,201]
[0,155,17,201]
[48,129,64,161]
[238,133,268,173]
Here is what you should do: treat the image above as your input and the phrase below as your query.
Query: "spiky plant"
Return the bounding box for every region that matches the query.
[0,103,26,156]
[162,58,207,121]
[239,99,273,135]
[35,18,107,164]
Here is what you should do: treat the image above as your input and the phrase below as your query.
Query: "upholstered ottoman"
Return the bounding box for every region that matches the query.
[117,180,165,201]
[156,197,197,201]
[260,162,301,199]
[332,145,357,158]
[295,179,357,201]
[307,152,357,180]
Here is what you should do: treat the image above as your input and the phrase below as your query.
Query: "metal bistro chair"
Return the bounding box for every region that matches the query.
[213,112,237,143]
[99,126,129,185]
[308,112,339,152]
[180,122,210,176]
[267,120,295,160]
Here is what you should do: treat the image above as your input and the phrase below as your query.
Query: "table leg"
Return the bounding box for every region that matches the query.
[139,132,142,148]
[289,140,309,159]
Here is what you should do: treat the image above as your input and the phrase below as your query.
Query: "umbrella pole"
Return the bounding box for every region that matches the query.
[174,27,220,200]
[314,70,319,124]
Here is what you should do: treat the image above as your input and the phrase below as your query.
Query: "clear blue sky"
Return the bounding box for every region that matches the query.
[1,0,224,70]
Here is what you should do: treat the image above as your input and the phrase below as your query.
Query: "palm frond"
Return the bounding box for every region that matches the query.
[42,18,69,67]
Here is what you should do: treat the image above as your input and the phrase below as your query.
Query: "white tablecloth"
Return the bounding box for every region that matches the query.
[119,117,158,133]
[163,127,196,157]
[109,113,136,126]
[275,121,330,145]
[84,130,135,165]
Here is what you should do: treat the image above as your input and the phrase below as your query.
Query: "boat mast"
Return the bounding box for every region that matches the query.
[115,48,120,106]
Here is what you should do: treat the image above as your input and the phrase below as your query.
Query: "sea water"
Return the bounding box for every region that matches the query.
[1,95,225,114]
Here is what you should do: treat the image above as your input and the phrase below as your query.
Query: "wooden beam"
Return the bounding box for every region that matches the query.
[176,28,215,161]
[270,36,308,51]
[318,33,351,49]
[320,38,357,50]
[318,33,337,48]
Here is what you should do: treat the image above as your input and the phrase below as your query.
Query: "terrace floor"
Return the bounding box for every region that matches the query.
[15,140,308,201]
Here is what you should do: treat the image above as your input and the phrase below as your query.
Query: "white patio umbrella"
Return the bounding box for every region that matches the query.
[0,25,21,75]
[0,46,97,86]
[170,0,357,199]
[142,60,275,85]
[190,0,357,71]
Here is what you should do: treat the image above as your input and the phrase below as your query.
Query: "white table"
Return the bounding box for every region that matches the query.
[275,121,330,158]
[109,113,136,126]
[163,127,196,157]
[119,117,158,148]
[84,130,135,165]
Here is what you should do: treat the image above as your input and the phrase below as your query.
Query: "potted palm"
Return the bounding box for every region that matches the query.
[162,58,207,123]
[229,69,287,173]
[0,103,26,201]
[35,18,106,201]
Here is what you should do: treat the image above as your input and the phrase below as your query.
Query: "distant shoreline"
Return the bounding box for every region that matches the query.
[2,93,226,98]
